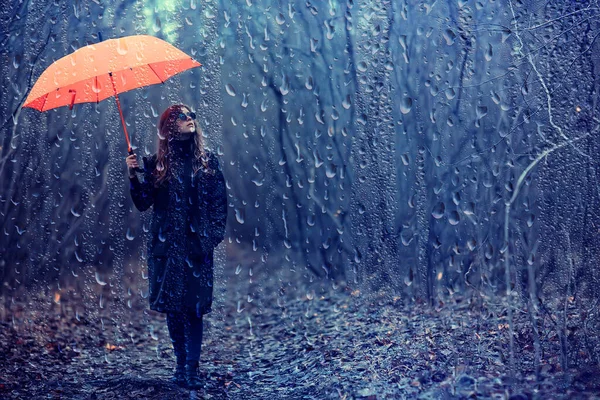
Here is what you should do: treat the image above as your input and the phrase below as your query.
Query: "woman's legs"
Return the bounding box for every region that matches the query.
[182,311,204,388]
[166,312,187,365]
[166,311,204,362]
[184,312,204,363]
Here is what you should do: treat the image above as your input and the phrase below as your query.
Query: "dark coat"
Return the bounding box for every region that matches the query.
[129,149,227,315]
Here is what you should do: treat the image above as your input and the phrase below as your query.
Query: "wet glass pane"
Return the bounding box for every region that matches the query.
[1,0,599,398]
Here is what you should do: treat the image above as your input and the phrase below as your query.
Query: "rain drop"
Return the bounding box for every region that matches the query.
[357,61,368,72]
[126,228,135,240]
[235,208,245,224]
[225,84,236,96]
[467,239,477,251]
[153,16,161,33]
[325,164,337,178]
[400,97,413,114]
[476,106,488,119]
[448,211,460,225]
[95,272,107,286]
[463,202,475,215]
[432,202,445,219]
[401,153,409,165]
[527,214,535,227]
[443,29,456,45]
[342,95,351,109]
[158,228,167,242]
[484,43,493,62]
[305,76,313,90]
[324,20,335,39]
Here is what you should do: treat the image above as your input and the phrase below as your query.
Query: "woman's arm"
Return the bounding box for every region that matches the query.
[129,155,156,212]
[208,153,227,247]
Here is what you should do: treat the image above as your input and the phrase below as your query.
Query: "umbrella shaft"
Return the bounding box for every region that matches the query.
[109,72,132,153]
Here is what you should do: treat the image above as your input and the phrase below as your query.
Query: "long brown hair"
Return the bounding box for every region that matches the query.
[153,104,210,187]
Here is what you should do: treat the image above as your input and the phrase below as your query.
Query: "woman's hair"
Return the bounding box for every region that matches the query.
[153,104,210,187]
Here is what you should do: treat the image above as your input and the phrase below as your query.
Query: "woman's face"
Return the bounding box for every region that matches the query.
[172,107,196,140]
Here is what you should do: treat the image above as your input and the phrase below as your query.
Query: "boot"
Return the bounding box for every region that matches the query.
[185,361,203,389]
[170,360,186,386]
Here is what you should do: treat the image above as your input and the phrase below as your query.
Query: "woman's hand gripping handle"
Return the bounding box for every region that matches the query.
[126,149,145,178]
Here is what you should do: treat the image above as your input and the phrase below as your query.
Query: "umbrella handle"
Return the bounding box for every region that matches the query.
[127,148,145,174]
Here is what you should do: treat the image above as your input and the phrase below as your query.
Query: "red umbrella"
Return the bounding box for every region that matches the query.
[23,34,201,154]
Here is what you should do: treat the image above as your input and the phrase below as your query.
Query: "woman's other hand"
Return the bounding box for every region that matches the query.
[126,154,139,178]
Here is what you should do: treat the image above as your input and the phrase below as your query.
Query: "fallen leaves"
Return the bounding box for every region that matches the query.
[0,270,598,400]
[104,343,124,352]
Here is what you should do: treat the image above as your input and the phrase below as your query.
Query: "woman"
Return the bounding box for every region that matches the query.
[125,104,227,389]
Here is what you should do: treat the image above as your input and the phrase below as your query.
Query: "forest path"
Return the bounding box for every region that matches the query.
[1,254,598,399]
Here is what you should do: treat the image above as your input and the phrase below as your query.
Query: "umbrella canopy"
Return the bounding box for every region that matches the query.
[23,34,201,153]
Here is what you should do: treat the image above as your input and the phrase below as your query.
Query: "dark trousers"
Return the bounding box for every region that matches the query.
[166,311,204,365]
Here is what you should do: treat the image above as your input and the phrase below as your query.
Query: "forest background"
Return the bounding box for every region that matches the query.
[1,0,599,398]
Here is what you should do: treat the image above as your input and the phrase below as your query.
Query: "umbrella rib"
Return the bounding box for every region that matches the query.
[148,63,164,84]
[95,76,99,104]
[40,93,49,112]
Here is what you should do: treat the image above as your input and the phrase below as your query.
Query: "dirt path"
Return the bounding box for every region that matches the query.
[1,249,598,399]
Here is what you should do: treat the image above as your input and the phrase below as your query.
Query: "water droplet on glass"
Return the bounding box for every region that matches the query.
[476,106,488,119]
[153,16,161,33]
[448,210,460,225]
[126,228,135,240]
[401,153,409,165]
[463,202,475,215]
[324,20,335,39]
[467,239,477,251]
[527,214,535,227]
[485,244,494,260]
[400,97,413,114]
[116,39,128,55]
[401,230,414,246]
[484,43,493,61]
[432,202,445,219]
[452,191,461,205]
[305,76,313,90]
[279,74,289,95]
[225,83,236,96]
[325,164,337,178]
[310,38,318,52]
[95,272,107,286]
[158,227,167,242]
[235,208,245,224]
[443,29,456,45]
[342,95,351,109]
[252,178,264,186]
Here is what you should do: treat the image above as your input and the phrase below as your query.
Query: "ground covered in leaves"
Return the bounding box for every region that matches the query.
[1,250,599,399]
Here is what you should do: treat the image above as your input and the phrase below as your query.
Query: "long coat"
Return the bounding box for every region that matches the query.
[129,148,227,315]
